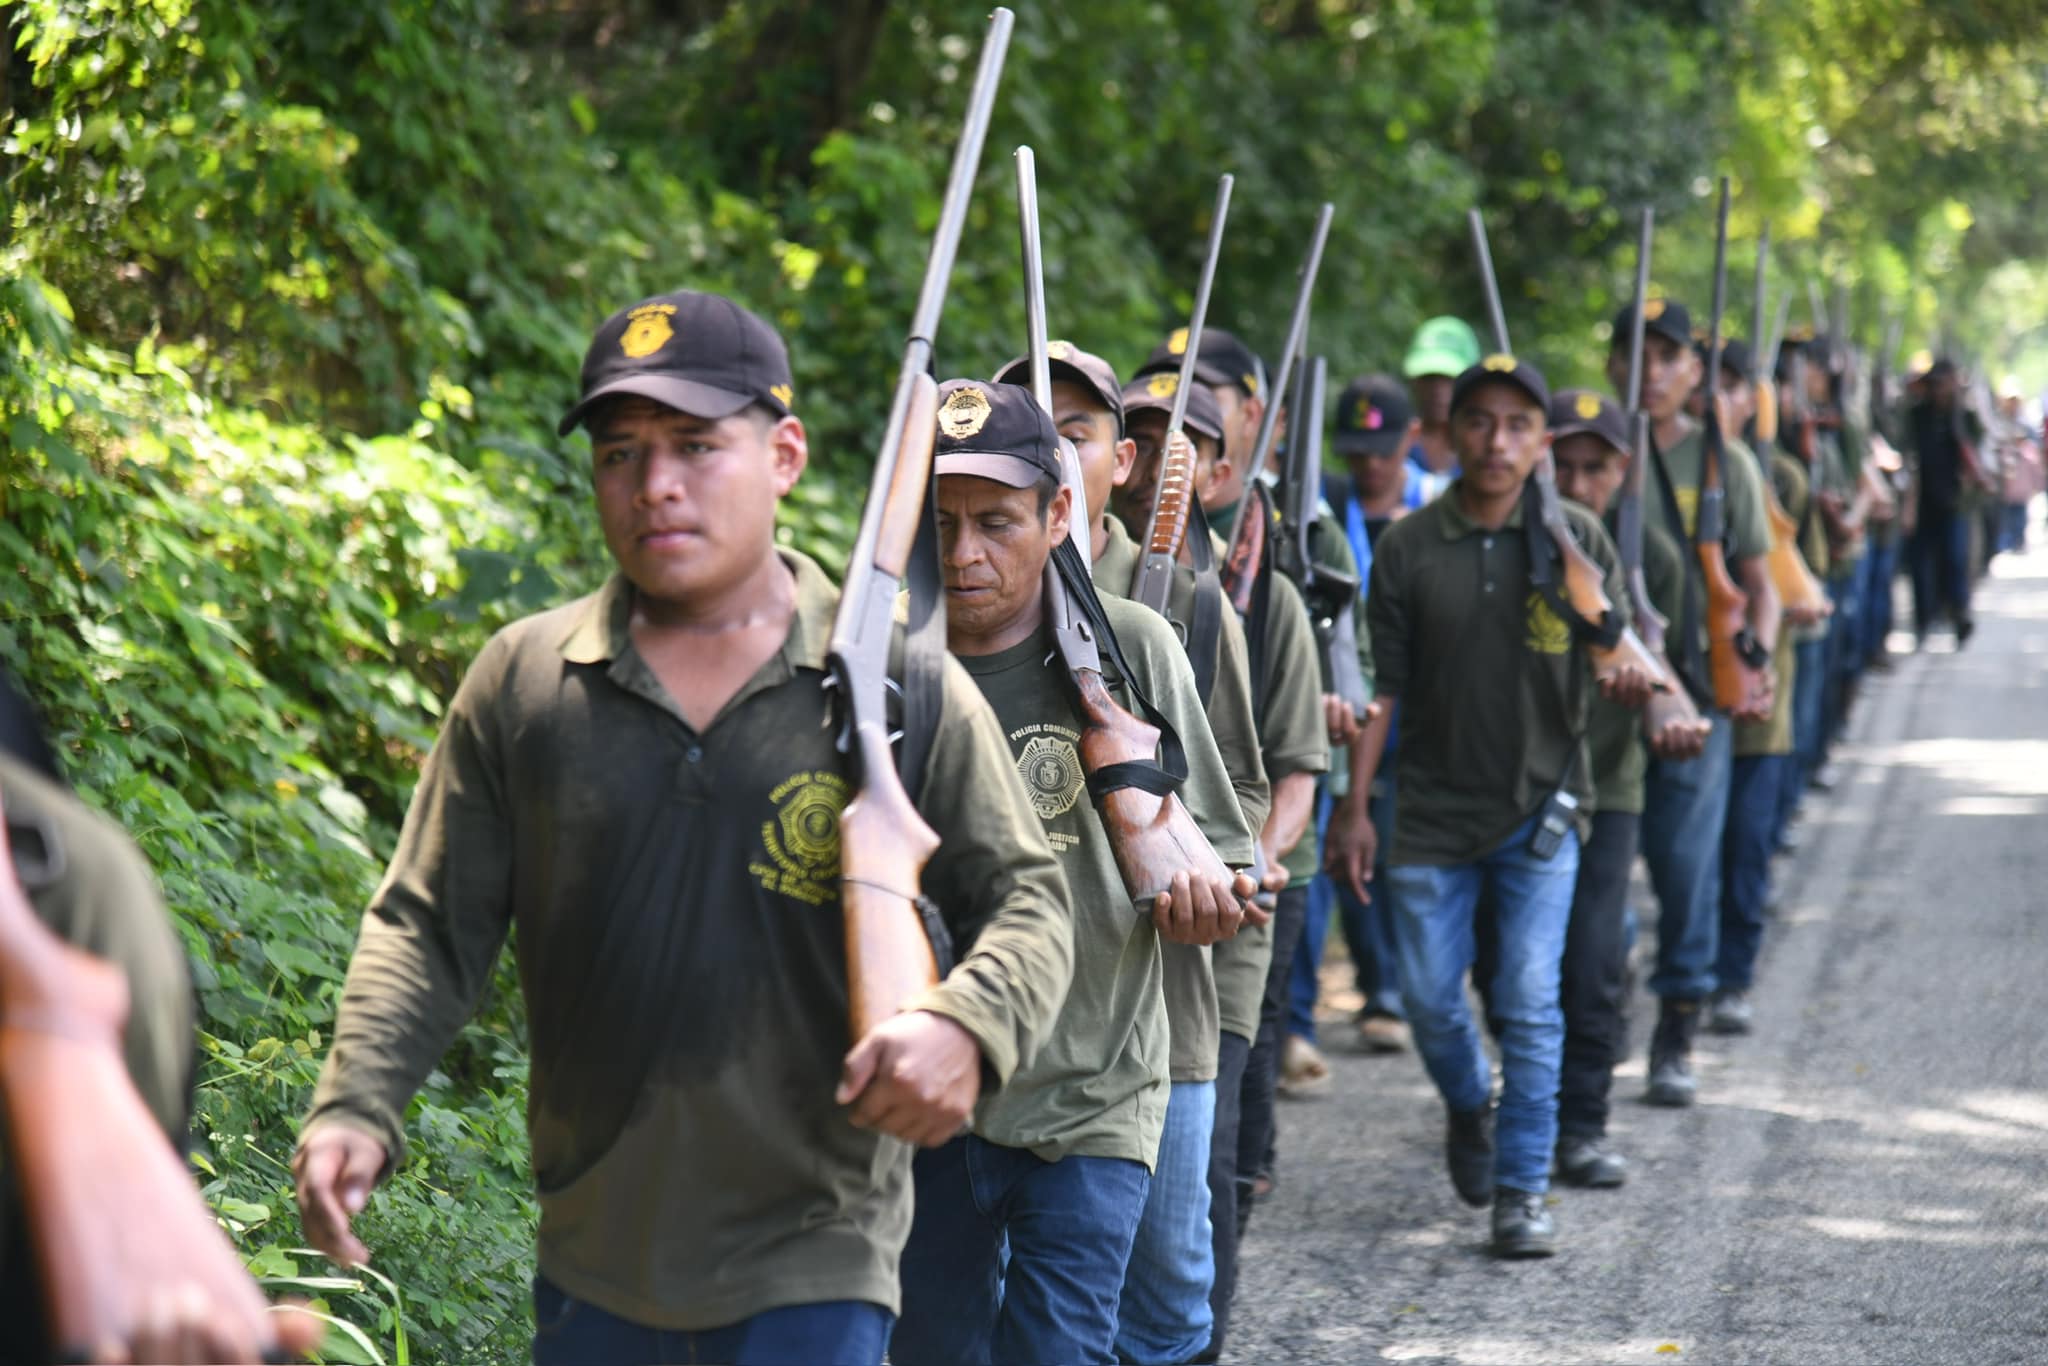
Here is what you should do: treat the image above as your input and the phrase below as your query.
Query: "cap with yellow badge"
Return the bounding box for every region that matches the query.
[1548,389,1630,457]
[1131,326,1264,400]
[557,289,795,436]
[1117,370,1227,444]
[1611,296,1693,351]
[1450,351,1552,416]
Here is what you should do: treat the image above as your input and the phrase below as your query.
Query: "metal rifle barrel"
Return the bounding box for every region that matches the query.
[1765,290,1793,381]
[1626,207,1654,413]
[1016,146,1051,412]
[839,6,1013,590]
[1752,222,1770,363]
[1467,208,1512,353]
[1226,202,1334,553]
[1166,175,1235,435]
[1707,177,1730,403]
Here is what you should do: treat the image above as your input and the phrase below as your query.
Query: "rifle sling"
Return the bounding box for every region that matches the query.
[1048,538,1192,801]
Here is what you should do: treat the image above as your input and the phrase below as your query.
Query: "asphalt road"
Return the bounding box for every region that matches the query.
[1229,547,2048,1365]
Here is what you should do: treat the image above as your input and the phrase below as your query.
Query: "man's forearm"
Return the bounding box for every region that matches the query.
[1260,771,1317,862]
[1341,701,1396,815]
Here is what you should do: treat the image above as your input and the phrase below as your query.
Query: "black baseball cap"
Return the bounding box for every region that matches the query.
[1133,326,1264,398]
[1549,389,1629,457]
[992,340,1125,434]
[558,289,794,436]
[1118,371,1226,445]
[1611,298,1694,352]
[932,378,1063,489]
[1332,374,1414,457]
[1450,352,1551,417]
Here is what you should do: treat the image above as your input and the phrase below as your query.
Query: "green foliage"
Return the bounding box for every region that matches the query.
[9,2,2048,1361]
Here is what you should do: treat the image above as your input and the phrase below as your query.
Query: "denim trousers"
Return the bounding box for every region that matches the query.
[532,1279,891,1366]
[1911,505,1974,632]
[895,1136,1150,1366]
[1718,752,1785,993]
[1242,886,1309,1198]
[1206,1030,1250,1361]
[1822,566,1863,746]
[1385,810,1577,1194]
[1781,636,1828,840]
[1114,1081,1215,1364]
[1861,539,1901,665]
[1641,714,1734,1000]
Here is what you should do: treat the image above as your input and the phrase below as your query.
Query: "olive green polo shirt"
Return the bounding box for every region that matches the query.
[1775,452,1829,647]
[303,549,1073,1331]
[958,594,1254,1168]
[1095,516,1271,1076]
[1734,454,1810,757]
[1588,512,1685,816]
[1367,481,1626,866]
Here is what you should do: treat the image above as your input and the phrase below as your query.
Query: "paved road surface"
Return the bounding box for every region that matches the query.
[1229,551,2048,1365]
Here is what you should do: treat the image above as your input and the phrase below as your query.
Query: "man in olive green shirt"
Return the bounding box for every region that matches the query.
[1350,355,1644,1258]
[1605,300,1782,1109]
[295,293,1075,1365]
[894,378,1253,1366]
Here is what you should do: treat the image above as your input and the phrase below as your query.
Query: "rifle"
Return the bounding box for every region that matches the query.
[830,6,1013,1042]
[1618,206,1668,656]
[1222,203,1334,612]
[1749,225,1830,618]
[1467,209,1670,694]
[1698,177,1767,714]
[1275,350,1369,719]
[1016,145,1250,920]
[1133,174,1232,616]
[0,799,316,1361]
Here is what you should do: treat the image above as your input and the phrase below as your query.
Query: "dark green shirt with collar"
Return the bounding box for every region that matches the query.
[958,592,1254,1168]
[1367,480,1627,866]
[1588,511,1685,815]
[1094,516,1271,1076]
[303,549,1073,1332]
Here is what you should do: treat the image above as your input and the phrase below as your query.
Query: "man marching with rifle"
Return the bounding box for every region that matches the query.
[895,374,1253,1365]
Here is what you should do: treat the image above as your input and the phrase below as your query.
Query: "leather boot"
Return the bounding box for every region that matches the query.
[1445,1101,1496,1207]
[1646,998,1702,1106]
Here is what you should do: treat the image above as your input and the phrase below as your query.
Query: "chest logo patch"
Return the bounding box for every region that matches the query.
[1675,486,1700,537]
[1017,734,1087,822]
[751,769,849,905]
[1525,592,1572,655]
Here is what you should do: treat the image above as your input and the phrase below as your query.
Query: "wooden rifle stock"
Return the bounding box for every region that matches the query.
[1762,478,1830,616]
[1701,176,1767,714]
[0,804,300,1361]
[1223,483,1269,615]
[1070,670,1239,905]
[840,375,943,1042]
[1536,456,1672,692]
[1698,526,1755,712]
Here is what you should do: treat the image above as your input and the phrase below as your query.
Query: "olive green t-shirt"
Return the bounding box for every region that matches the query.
[959,595,1254,1167]
[1094,516,1270,1078]
[0,751,196,1355]
[1649,424,1773,565]
[1734,454,1808,757]
[1587,512,1685,815]
[304,550,1074,1331]
[1368,482,1627,866]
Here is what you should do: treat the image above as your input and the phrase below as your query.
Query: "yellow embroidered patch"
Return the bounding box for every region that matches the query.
[938,385,994,438]
[1483,353,1518,373]
[748,770,849,905]
[769,383,793,408]
[1147,372,1179,399]
[620,303,676,359]
[1576,392,1603,420]
[1525,592,1572,655]
[1167,326,1190,356]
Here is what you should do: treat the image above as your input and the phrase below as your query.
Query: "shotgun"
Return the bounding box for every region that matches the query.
[1750,225,1830,618]
[1617,207,1667,655]
[1468,209,1670,694]
[1016,145,1252,923]
[0,799,312,1362]
[1698,176,1768,714]
[1274,351,1368,718]
[1222,203,1334,610]
[830,6,1013,1042]
[1134,174,1233,615]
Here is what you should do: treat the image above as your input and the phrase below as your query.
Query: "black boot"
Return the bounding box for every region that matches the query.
[1646,998,1702,1107]
[1491,1187,1557,1258]
[1555,1134,1628,1188]
[1445,1101,1496,1207]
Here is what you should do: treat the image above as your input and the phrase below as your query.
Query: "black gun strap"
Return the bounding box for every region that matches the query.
[1235,484,1276,720]
[1649,436,1715,708]
[1183,497,1225,706]
[1521,483,1622,650]
[1049,538,1191,801]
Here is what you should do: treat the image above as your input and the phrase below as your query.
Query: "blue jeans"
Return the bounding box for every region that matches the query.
[532,1279,891,1366]
[1911,504,1973,633]
[1718,753,1785,994]
[1822,566,1863,746]
[895,1136,1149,1366]
[1385,811,1577,1195]
[1115,1081,1214,1364]
[1641,714,1733,1000]
[1785,636,1827,811]
[1861,538,1901,664]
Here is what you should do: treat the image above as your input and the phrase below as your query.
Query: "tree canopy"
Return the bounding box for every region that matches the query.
[7,2,2048,1358]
